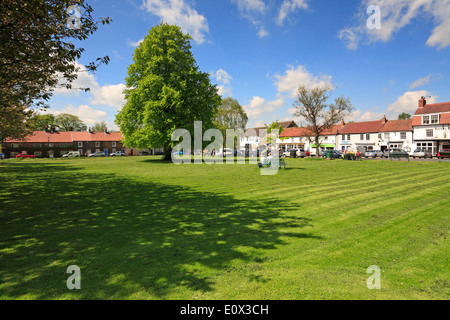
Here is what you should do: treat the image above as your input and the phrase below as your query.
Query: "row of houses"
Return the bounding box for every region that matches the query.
[1,128,164,158]
[240,97,450,156]
[2,97,449,158]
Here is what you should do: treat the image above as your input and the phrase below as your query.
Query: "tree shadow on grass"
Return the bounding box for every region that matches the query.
[0,162,320,299]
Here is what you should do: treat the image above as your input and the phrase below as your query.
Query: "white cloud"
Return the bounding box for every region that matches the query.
[232,0,268,38]
[257,27,269,38]
[243,96,285,119]
[277,0,309,25]
[388,90,437,114]
[142,0,209,44]
[410,74,432,89]
[128,38,144,47]
[90,84,127,110]
[213,69,233,97]
[339,0,450,50]
[338,27,360,50]
[47,104,109,127]
[54,62,126,110]
[274,65,333,98]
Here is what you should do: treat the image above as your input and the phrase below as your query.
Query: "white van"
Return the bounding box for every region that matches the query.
[62,151,80,158]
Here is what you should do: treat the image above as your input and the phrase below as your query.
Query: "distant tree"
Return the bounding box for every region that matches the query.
[0,0,111,140]
[398,112,412,120]
[116,23,221,160]
[28,114,56,131]
[214,97,248,148]
[293,85,353,158]
[91,121,108,132]
[0,106,33,144]
[54,114,87,131]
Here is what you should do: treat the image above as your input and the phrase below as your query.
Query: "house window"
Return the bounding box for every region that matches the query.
[401,132,407,140]
[34,151,42,157]
[49,143,54,148]
[12,144,19,149]
[384,133,390,139]
[112,141,117,147]
[78,141,83,148]
[10,152,18,157]
[366,134,370,140]
[60,150,67,155]
[96,149,101,153]
[426,129,433,137]
[60,143,67,147]
[95,141,100,148]
[342,135,345,140]
[431,114,439,124]
[347,135,351,141]
[78,149,84,155]
[33,143,42,148]
[423,115,430,124]
[112,148,117,153]
[360,134,364,140]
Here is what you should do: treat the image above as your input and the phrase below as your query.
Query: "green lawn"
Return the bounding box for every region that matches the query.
[0,157,448,300]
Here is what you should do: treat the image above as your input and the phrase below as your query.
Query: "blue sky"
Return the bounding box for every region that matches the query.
[48,0,450,130]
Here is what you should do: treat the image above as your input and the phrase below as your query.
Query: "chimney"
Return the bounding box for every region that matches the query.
[419,96,427,108]
[88,127,93,134]
[51,125,56,133]
[382,115,387,123]
[104,127,109,134]
[341,120,345,127]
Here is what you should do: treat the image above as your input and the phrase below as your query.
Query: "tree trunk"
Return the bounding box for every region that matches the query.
[163,147,172,161]
[315,137,321,158]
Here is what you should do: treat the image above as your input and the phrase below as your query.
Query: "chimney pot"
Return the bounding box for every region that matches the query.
[419,97,427,108]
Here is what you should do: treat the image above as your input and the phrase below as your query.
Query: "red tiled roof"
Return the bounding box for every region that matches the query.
[4,131,73,143]
[338,120,386,134]
[414,102,450,115]
[4,131,123,143]
[279,124,343,138]
[380,119,412,132]
[72,132,123,142]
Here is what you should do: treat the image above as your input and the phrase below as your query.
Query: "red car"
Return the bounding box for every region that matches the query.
[16,153,36,159]
[437,149,450,159]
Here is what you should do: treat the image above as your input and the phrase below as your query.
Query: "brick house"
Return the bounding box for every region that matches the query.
[2,129,124,158]
[379,119,414,153]
[337,117,388,152]
[412,97,450,156]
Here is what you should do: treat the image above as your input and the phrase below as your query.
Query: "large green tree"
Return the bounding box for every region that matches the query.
[116,23,221,160]
[0,0,111,140]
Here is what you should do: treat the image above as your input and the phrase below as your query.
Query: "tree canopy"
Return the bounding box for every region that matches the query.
[54,113,86,131]
[293,85,353,157]
[0,0,111,141]
[398,112,412,120]
[116,23,222,160]
[214,97,248,148]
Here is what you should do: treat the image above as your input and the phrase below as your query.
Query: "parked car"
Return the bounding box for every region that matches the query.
[88,151,105,157]
[382,149,391,158]
[16,153,36,159]
[388,149,410,158]
[326,150,343,159]
[140,150,150,156]
[412,148,432,159]
[437,149,450,159]
[365,150,384,158]
[297,149,307,158]
[110,151,125,157]
[62,151,80,158]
